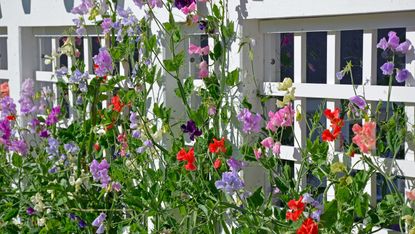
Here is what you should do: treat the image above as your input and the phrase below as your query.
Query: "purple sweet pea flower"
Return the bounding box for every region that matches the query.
[39,130,49,138]
[111,182,122,192]
[181,120,202,141]
[26,207,35,215]
[90,159,111,188]
[46,106,61,126]
[302,193,314,204]
[143,140,153,147]
[101,18,113,34]
[198,20,207,31]
[55,67,68,78]
[132,130,141,139]
[46,137,60,157]
[0,96,17,118]
[10,140,28,156]
[78,219,86,228]
[311,209,322,222]
[64,142,80,154]
[396,40,412,54]
[93,47,113,77]
[388,31,400,50]
[215,171,245,195]
[349,96,366,110]
[396,68,411,83]
[135,146,146,154]
[0,118,11,145]
[92,213,106,225]
[380,62,394,75]
[376,37,388,50]
[237,108,262,133]
[227,157,245,172]
[19,79,36,115]
[174,0,195,9]
[71,0,94,15]
[133,0,144,8]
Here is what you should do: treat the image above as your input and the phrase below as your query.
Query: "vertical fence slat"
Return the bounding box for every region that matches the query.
[405,27,415,203]
[264,33,279,82]
[326,31,341,201]
[362,29,378,206]
[51,37,58,106]
[293,32,307,188]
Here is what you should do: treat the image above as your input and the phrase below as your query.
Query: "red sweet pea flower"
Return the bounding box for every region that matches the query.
[6,115,16,121]
[286,196,305,221]
[177,148,196,171]
[111,95,124,112]
[322,108,344,142]
[209,137,226,154]
[297,218,318,234]
[214,158,221,169]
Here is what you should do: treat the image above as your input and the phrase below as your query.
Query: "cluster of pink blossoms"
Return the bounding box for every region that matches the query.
[266,103,295,131]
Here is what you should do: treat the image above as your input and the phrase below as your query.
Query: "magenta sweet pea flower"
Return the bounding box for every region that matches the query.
[272,142,281,155]
[101,18,113,34]
[380,62,394,75]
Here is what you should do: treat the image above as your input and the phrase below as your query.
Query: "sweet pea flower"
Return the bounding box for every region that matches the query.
[272,142,281,155]
[237,108,262,133]
[376,37,388,50]
[396,68,411,83]
[189,43,209,56]
[215,171,245,195]
[266,103,295,131]
[175,0,195,9]
[93,47,113,77]
[352,121,376,154]
[254,148,262,160]
[396,40,412,54]
[406,189,415,201]
[181,2,196,14]
[380,62,394,76]
[261,137,274,149]
[349,96,366,110]
[92,213,106,234]
[387,31,400,50]
[198,61,209,79]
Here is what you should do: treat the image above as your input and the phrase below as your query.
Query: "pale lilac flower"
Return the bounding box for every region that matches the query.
[28,118,40,133]
[92,213,106,234]
[266,103,295,132]
[396,68,411,83]
[380,62,394,75]
[261,137,274,149]
[19,79,36,115]
[215,171,245,195]
[93,47,113,77]
[136,146,146,154]
[133,0,144,8]
[237,108,262,133]
[46,137,60,157]
[311,209,322,222]
[132,130,141,139]
[90,159,111,188]
[208,106,216,116]
[388,31,400,50]
[396,40,412,54]
[349,96,366,110]
[101,18,113,34]
[336,71,344,80]
[112,182,121,192]
[0,96,16,118]
[71,0,94,15]
[144,140,153,147]
[129,112,138,129]
[10,140,28,156]
[272,187,280,194]
[302,193,314,204]
[55,67,68,78]
[76,96,83,105]
[64,142,79,154]
[148,0,163,8]
[376,37,388,50]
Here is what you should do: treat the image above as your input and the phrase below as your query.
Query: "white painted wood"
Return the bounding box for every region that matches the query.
[293,32,307,188]
[262,82,415,103]
[260,11,415,33]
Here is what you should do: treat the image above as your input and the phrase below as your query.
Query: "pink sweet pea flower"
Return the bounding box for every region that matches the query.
[272,142,281,155]
[181,2,196,14]
[352,121,376,154]
[261,137,274,149]
[254,148,262,160]
[406,189,415,201]
[189,43,201,55]
[200,45,209,55]
[266,104,295,132]
[198,61,209,78]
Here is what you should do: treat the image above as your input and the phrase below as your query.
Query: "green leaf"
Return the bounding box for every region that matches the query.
[320,200,337,228]
[12,153,22,168]
[212,4,220,18]
[242,96,252,110]
[163,59,176,72]
[3,208,18,221]
[213,41,222,60]
[226,69,239,86]
[247,187,264,209]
